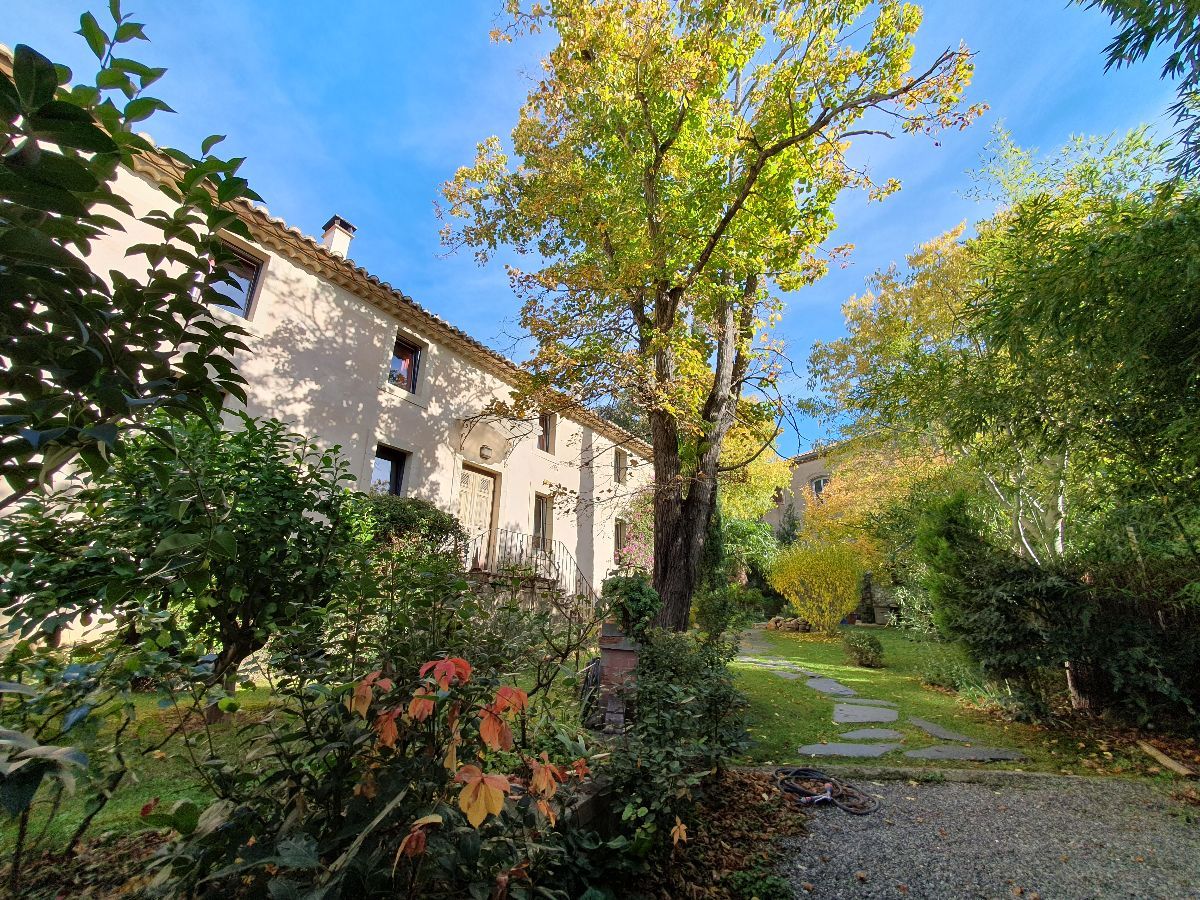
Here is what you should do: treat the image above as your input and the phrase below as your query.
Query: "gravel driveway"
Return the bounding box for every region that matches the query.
[780,774,1199,899]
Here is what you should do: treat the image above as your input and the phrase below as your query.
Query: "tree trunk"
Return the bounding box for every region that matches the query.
[1065,659,1107,714]
[203,635,260,723]
[649,281,754,630]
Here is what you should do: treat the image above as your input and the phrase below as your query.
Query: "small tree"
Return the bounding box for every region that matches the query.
[1,415,358,692]
[769,541,864,634]
[442,0,982,629]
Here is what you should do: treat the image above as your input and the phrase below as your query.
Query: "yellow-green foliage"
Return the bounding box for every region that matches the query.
[768,542,865,634]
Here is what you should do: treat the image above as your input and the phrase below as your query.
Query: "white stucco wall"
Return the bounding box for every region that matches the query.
[763,453,831,534]
[83,165,649,589]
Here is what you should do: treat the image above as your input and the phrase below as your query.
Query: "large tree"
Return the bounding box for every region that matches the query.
[442,0,980,628]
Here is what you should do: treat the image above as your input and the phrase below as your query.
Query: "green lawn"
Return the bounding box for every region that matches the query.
[1,687,275,855]
[734,627,1146,775]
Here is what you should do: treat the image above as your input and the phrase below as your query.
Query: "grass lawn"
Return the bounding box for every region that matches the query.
[734,627,1156,776]
[0,686,275,855]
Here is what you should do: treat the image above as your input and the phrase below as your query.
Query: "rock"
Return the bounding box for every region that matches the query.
[908,717,973,743]
[782,619,802,632]
[805,676,857,697]
[766,616,784,630]
[838,698,899,707]
[903,745,1026,761]
[833,703,899,724]
[839,728,905,740]
[799,742,903,758]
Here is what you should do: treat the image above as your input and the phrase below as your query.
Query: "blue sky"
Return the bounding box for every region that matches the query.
[2,2,1177,454]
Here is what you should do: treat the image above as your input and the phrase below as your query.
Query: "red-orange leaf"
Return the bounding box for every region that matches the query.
[492,686,528,714]
[479,707,514,751]
[375,708,401,748]
[408,686,435,723]
[419,657,472,690]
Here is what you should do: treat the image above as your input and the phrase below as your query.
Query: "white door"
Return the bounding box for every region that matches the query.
[457,466,496,569]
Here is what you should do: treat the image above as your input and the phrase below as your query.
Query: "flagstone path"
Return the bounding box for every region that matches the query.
[737,630,1025,763]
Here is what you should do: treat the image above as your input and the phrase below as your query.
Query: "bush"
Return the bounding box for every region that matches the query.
[605,629,748,861]
[601,571,662,639]
[1,414,359,689]
[362,493,466,555]
[768,541,865,634]
[148,648,590,898]
[843,631,884,668]
[917,494,1200,725]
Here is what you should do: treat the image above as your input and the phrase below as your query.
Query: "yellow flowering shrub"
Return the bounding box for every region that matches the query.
[768,541,865,634]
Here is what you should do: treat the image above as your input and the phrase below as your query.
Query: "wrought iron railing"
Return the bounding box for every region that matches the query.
[460,527,595,602]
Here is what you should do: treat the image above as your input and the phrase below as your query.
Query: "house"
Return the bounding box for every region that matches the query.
[762,448,831,535]
[78,141,651,595]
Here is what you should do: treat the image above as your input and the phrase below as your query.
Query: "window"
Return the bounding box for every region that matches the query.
[614,448,628,484]
[614,519,629,563]
[536,413,555,453]
[389,336,421,393]
[533,494,552,551]
[371,445,408,495]
[810,475,830,500]
[210,244,262,318]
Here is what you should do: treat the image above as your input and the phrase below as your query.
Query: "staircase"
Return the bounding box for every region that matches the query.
[460,527,596,602]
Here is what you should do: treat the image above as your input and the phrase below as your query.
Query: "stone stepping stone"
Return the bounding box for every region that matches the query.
[908,716,973,742]
[904,745,1025,762]
[798,742,902,758]
[805,676,857,696]
[773,671,803,680]
[833,703,899,724]
[839,728,904,740]
[838,697,898,707]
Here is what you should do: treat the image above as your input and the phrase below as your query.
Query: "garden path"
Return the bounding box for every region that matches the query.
[737,629,1024,762]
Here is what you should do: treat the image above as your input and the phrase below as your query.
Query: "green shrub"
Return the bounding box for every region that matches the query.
[602,571,662,639]
[917,494,1200,725]
[917,641,985,693]
[605,629,748,862]
[693,586,743,637]
[843,630,884,668]
[362,493,466,555]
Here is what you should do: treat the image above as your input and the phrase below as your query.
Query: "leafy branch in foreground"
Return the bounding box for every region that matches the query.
[1,1,260,507]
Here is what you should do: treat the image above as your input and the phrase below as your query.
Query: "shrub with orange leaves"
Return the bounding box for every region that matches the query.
[455,765,511,827]
[419,656,472,691]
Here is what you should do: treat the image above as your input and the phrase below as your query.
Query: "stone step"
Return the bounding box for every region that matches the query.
[798,742,903,758]
[908,716,973,742]
[904,745,1026,761]
[833,703,899,724]
[839,728,904,740]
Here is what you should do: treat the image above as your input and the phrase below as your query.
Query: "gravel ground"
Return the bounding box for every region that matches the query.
[780,775,1200,899]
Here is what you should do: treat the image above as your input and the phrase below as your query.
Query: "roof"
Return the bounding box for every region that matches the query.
[0,44,653,460]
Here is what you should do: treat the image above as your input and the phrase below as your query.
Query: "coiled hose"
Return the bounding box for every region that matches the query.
[774,766,880,815]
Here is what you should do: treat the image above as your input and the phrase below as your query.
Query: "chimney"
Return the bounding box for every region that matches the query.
[321,214,356,258]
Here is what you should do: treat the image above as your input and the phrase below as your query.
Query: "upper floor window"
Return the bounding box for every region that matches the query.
[614,448,628,484]
[389,336,421,393]
[210,244,262,318]
[371,444,409,495]
[810,475,830,500]
[536,413,556,454]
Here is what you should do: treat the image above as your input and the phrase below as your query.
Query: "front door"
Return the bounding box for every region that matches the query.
[457,465,496,569]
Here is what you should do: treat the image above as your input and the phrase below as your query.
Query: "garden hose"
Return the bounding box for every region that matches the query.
[774,767,881,816]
